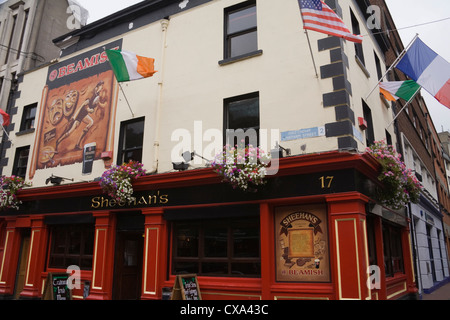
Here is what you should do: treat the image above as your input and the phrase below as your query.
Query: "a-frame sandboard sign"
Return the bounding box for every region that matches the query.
[171,274,201,300]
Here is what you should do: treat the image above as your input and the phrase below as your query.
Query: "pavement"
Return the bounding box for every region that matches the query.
[421,280,450,300]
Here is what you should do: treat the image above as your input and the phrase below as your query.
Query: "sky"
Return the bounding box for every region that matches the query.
[76,0,450,133]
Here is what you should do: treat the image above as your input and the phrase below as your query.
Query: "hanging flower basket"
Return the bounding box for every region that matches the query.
[211,144,271,192]
[366,140,422,210]
[99,160,146,203]
[0,175,32,211]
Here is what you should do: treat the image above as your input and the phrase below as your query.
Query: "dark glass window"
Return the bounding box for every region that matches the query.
[383,223,404,277]
[224,92,260,146]
[363,100,375,146]
[351,10,365,65]
[48,225,94,270]
[20,103,37,131]
[172,217,261,277]
[12,146,30,179]
[225,1,258,59]
[118,117,145,165]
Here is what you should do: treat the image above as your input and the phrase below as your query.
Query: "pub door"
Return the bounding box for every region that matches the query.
[112,231,144,300]
[14,230,31,300]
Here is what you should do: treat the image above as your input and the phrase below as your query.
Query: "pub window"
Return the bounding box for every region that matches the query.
[172,217,261,277]
[12,146,29,179]
[224,92,260,146]
[224,1,258,59]
[366,215,378,267]
[48,225,95,270]
[117,117,145,165]
[20,103,37,131]
[382,223,404,277]
[351,10,365,66]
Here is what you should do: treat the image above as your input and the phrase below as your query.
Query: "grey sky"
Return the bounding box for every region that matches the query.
[76,0,450,132]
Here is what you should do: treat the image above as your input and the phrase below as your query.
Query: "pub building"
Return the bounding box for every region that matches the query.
[0,0,419,300]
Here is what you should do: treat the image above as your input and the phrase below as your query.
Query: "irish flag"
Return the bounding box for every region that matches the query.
[379,80,421,102]
[106,50,157,82]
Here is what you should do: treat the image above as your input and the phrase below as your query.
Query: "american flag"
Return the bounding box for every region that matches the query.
[298,0,363,43]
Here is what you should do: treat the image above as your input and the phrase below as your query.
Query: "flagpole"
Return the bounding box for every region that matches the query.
[118,83,135,118]
[365,33,419,100]
[305,30,319,78]
[299,4,318,78]
[386,86,421,129]
[0,124,11,143]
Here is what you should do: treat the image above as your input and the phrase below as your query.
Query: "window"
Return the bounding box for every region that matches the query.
[16,10,29,60]
[383,223,404,277]
[4,15,17,64]
[224,1,258,59]
[48,225,95,270]
[351,10,365,65]
[224,92,260,146]
[374,52,383,80]
[172,217,260,277]
[366,215,378,267]
[12,146,29,179]
[118,117,145,165]
[362,100,375,146]
[20,103,37,131]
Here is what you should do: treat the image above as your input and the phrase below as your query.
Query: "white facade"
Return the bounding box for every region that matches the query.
[3,0,398,188]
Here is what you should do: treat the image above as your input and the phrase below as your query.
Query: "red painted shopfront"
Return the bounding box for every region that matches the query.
[0,151,418,300]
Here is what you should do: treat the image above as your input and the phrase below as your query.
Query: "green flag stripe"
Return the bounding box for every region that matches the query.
[396,80,421,101]
[106,50,130,82]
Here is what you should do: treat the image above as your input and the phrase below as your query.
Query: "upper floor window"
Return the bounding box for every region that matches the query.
[12,145,29,179]
[118,117,145,165]
[20,103,37,132]
[362,100,375,146]
[351,10,365,66]
[224,1,258,59]
[224,92,260,146]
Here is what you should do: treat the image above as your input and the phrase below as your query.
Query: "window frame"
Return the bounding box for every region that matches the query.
[224,0,258,60]
[171,217,261,278]
[20,103,37,132]
[223,92,260,146]
[382,223,405,277]
[48,224,95,271]
[117,117,145,165]
[12,145,30,179]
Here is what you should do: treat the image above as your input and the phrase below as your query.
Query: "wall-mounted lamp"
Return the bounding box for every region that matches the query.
[45,175,74,186]
[172,151,211,171]
[271,142,291,159]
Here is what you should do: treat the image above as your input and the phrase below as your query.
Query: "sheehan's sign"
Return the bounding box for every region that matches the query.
[275,204,330,283]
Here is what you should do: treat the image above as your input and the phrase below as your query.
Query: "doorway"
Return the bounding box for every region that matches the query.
[14,230,31,300]
[113,230,144,300]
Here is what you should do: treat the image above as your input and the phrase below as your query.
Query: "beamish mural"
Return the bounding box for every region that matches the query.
[29,40,123,179]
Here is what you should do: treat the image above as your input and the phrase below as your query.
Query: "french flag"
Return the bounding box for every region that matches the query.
[396,37,450,109]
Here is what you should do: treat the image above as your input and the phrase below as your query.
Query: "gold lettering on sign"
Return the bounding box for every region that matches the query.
[91,192,169,209]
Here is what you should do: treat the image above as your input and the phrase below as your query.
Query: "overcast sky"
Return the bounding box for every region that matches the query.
[76,0,449,132]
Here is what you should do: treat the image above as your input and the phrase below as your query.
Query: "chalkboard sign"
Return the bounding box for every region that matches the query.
[171,274,201,300]
[43,273,72,300]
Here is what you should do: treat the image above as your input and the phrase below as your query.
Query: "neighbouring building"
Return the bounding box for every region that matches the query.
[0,0,88,175]
[357,0,450,296]
[0,0,437,300]
[439,131,450,276]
